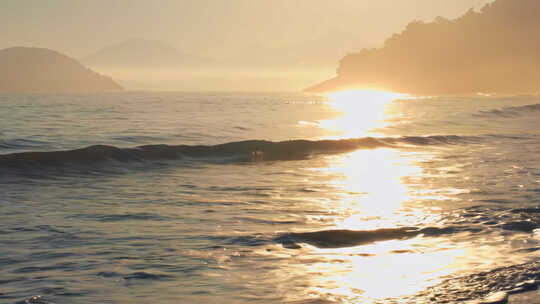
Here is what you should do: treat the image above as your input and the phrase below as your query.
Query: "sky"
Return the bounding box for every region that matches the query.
[1,0,494,91]
[2,0,492,59]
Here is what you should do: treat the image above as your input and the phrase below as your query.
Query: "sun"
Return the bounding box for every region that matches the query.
[321,90,406,138]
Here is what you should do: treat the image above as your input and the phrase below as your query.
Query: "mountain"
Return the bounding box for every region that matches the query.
[82,38,209,68]
[306,0,540,96]
[0,47,123,93]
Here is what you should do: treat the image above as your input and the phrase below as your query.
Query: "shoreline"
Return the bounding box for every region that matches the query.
[509,289,540,304]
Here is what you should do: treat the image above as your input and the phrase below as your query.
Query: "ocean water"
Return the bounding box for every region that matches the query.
[0,92,539,304]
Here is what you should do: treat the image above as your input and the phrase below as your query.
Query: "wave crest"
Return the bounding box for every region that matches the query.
[474,103,540,117]
[0,135,475,170]
[276,226,458,249]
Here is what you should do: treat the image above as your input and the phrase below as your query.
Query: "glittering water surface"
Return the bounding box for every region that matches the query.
[1,92,539,303]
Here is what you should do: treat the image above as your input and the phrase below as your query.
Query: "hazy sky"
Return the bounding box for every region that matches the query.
[3,0,492,63]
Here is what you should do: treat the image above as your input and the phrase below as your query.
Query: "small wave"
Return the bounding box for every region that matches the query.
[97,270,174,281]
[500,221,538,232]
[69,212,172,222]
[474,103,540,117]
[0,138,51,150]
[15,295,53,304]
[402,261,539,303]
[109,135,166,144]
[122,271,173,281]
[275,205,540,249]
[276,226,460,249]
[0,135,475,171]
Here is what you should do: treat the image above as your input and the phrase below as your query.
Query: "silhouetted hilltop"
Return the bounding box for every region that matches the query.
[307,0,540,95]
[0,47,122,93]
[82,38,210,68]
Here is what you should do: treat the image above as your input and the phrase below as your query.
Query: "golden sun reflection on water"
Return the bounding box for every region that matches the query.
[294,149,464,301]
[323,149,420,230]
[283,91,481,302]
[322,90,406,138]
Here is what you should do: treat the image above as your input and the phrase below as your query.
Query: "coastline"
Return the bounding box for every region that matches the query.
[509,289,540,304]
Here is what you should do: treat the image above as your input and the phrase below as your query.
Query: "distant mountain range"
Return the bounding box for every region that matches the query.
[81,38,210,68]
[0,47,122,93]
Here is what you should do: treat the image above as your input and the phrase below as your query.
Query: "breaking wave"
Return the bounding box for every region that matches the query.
[0,135,477,170]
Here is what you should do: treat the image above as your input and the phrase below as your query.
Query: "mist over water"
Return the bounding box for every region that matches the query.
[1,92,539,303]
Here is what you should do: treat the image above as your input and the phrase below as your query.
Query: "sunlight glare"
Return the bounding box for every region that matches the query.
[273,138,484,302]
[322,90,405,138]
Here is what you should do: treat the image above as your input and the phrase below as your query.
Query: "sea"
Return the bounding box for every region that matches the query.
[0,91,539,304]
